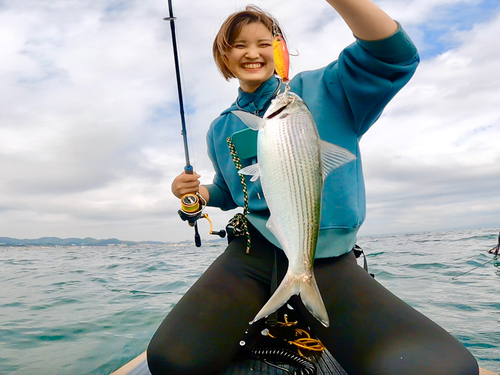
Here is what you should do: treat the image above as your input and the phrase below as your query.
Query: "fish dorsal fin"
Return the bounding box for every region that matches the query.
[319,140,356,180]
[238,163,261,182]
[232,111,264,131]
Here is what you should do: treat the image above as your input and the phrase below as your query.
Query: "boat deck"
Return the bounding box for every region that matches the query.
[110,350,498,375]
[110,349,346,375]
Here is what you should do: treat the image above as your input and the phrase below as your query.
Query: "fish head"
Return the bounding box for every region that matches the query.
[264,91,303,120]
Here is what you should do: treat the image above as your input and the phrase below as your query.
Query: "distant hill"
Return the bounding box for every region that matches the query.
[0,237,167,247]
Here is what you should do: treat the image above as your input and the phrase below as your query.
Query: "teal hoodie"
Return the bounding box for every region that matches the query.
[206,24,419,258]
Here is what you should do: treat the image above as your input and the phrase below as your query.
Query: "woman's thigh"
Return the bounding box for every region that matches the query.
[288,251,478,375]
[147,230,275,375]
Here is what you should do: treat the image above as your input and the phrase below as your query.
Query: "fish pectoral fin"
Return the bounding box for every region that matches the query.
[319,140,356,180]
[232,110,265,131]
[238,163,261,182]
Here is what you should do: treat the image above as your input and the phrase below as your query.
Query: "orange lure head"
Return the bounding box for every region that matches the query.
[273,32,290,83]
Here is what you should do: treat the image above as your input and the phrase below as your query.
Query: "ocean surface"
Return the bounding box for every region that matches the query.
[1,227,499,374]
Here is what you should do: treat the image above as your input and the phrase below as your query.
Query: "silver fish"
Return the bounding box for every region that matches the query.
[233,89,356,328]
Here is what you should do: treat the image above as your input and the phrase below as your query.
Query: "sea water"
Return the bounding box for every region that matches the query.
[0,227,498,374]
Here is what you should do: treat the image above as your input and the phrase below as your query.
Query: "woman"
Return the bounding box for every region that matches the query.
[147,1,479,374]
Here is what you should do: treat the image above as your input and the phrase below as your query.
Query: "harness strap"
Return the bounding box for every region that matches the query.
[227,136,251,253]
[266,248,279,327]
[353,244,374,278]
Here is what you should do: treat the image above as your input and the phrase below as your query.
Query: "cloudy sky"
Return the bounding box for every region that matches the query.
[1,0,499,243]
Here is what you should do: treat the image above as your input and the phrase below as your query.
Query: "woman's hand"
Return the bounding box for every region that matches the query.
[171,171,210,203]
[325,0,397,41]
[171,171,202,199]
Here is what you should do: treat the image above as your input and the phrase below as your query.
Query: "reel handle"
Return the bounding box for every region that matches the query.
[210,229,226,238]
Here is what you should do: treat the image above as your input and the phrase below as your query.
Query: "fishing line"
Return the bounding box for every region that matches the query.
[451,231,500,280]
[451,256,497,280]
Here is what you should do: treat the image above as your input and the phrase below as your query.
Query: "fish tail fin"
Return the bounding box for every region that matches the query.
[299,274,330,327]
[251,272,330,328]
[251,272,299,325]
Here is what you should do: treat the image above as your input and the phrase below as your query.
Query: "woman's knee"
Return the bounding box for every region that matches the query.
[147,340,209,375]
[147,335,232,375]
[365,337,478,375]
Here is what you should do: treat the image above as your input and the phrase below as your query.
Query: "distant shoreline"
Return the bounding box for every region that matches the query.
[0,237,167,247]
[0,236,226,247]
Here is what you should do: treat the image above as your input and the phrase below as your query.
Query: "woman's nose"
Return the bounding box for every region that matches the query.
[245,46,259,59]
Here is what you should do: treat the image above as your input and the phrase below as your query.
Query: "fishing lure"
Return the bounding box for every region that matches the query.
[272,28,290,83]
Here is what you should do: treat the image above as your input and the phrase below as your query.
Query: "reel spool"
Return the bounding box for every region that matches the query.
[180,193,202,220]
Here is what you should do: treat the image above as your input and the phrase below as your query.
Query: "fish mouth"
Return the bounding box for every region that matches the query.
[241,62,265,70]
[266,92,293,119]
[267,102,289,119]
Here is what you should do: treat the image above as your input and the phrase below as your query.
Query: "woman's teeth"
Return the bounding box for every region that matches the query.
[243,63,263,69]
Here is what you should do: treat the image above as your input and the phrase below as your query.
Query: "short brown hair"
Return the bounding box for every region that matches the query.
[212,5,284,81]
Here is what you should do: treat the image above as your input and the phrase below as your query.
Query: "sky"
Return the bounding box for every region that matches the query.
[0,0,499,243]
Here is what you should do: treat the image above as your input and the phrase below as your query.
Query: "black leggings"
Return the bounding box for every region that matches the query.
[147,225,478,375]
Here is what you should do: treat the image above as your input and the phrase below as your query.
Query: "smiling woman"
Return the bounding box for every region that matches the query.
[149,1,480,374]
[225,22,275,93]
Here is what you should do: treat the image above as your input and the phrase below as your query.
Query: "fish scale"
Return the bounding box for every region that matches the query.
[233,90,356,327]
[262,110,322,260]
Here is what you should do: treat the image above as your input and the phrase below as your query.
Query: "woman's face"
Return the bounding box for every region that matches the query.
[227,22,275,93]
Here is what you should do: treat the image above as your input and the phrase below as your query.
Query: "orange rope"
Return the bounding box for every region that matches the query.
[265,315,326,357]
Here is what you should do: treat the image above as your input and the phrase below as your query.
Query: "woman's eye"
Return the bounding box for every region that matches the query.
[233,44,245,49]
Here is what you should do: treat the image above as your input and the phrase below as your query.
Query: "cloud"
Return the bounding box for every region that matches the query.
[359,7,500,235]
[0,0,499,242]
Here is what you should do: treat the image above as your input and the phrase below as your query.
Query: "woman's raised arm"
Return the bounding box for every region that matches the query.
[325,0,398,41]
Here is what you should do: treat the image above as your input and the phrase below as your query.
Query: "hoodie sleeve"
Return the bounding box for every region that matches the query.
[334,23,420,135]
[205,119,238,211]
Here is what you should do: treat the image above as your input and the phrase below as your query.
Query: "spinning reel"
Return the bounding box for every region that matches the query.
[178,193,226,247]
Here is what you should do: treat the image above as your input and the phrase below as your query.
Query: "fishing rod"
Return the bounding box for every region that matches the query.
[164,0,225,246]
